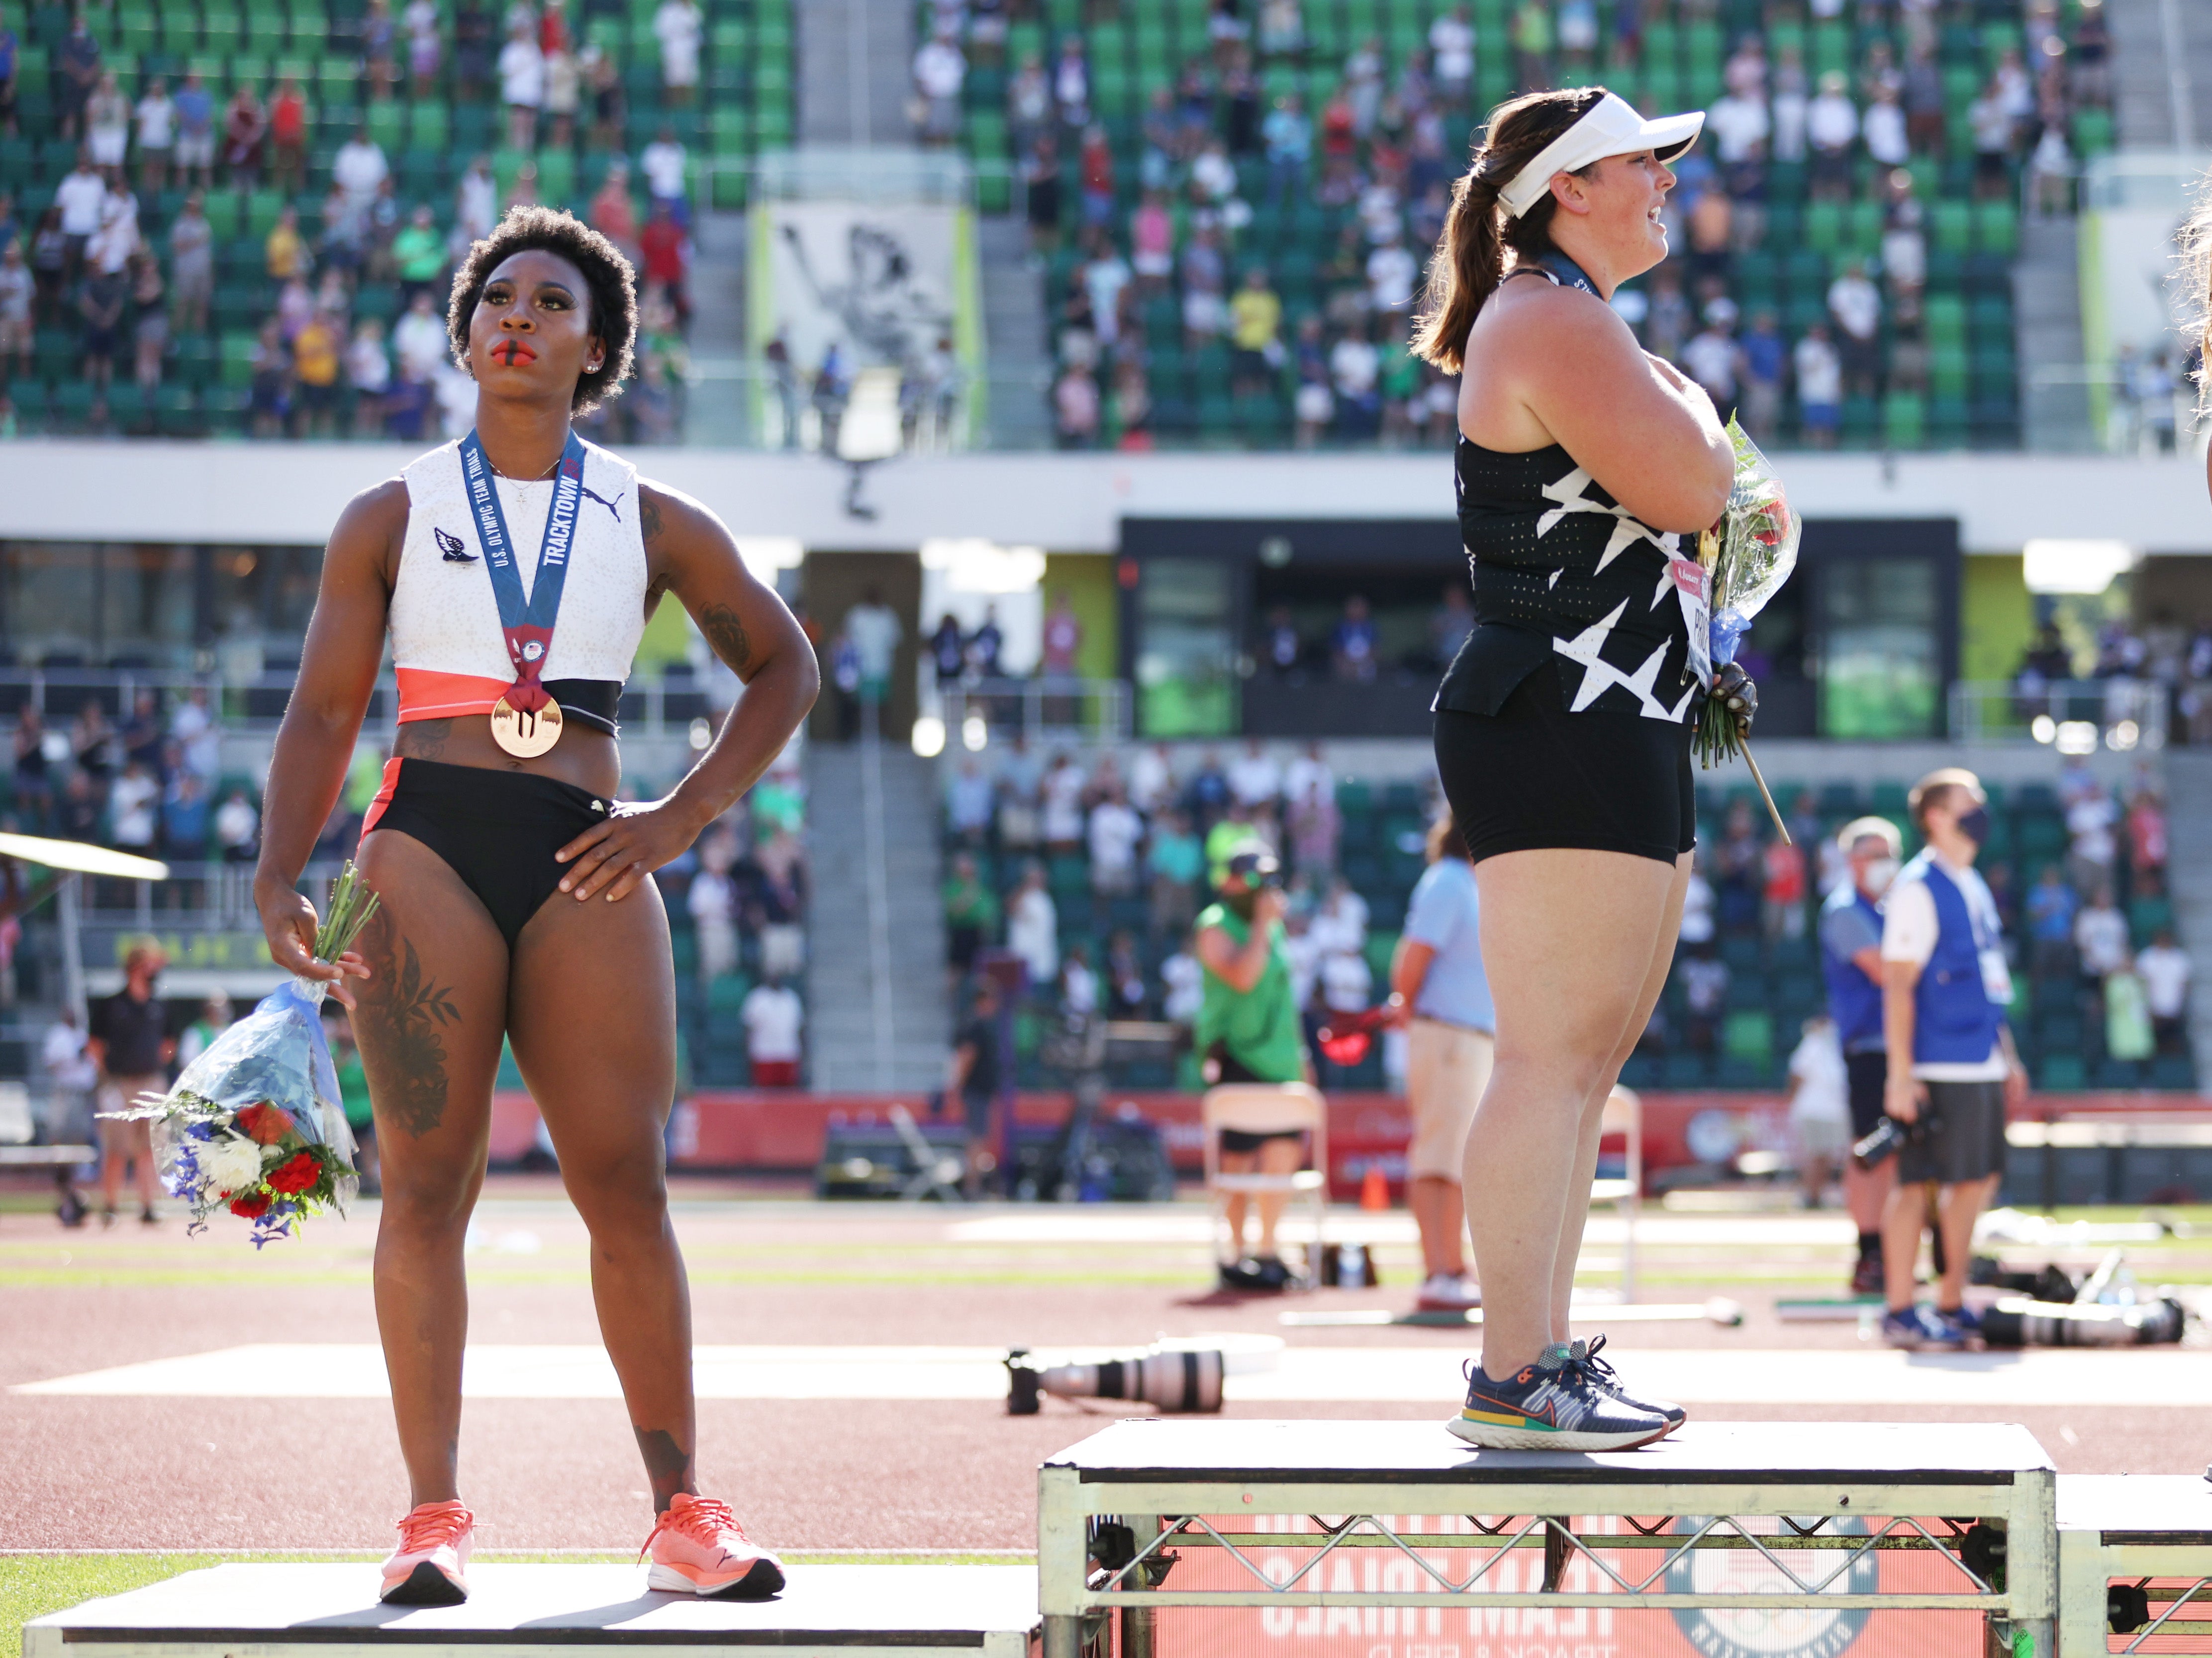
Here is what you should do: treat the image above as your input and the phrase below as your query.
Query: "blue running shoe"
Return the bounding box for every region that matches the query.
[1938,1303,1982,1341]
[1448,1343,1673,1451]
[1570,1335,1687,1437]
[1880,1303,1967,1351]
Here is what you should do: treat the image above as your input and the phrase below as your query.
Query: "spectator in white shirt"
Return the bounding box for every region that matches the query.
[1682,311,1740,413]
[1005,861,1058,985]
[455,155,498,245]
[133,78,176,194]
[1794,321,1843,447]
[1227,740,1283,809]
[1319,948,1372,1017]
[1785,1013,1850,1209]
[1087,788,1144,897]
[1705,89,1770,165]
[685,829,738,970]
[1311,875,1369,957]
[1039,753,1086,851]
[1429,6,1475,94]
[499,20,545,148]
[655,0,703,102]
[2073,888,2131,978]
[333,126,390,214]
[2136,929,2192,1054]
[946,758,995,842]
[215,788,259,861]
[392,288,450,381]
[1283,740,1332,808]
[1862,84,1909,167]
[1826,260,1881,396]
[1127,744,1173,814]
[741,976,804,1086]
[1806,70,1858,195]
[56,155,107,278]
[1365,235,1417,314]
[913,33,964,144]
[109,761,159,849]
[641,127,690,213]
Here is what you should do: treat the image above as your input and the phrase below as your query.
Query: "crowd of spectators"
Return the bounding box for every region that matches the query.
[942,735,1407,1085]
[6,689,257,863]
[906,0,2111,450]
[0,0,706,439]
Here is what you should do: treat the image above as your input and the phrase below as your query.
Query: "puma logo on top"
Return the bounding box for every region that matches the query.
[580,485,625,523]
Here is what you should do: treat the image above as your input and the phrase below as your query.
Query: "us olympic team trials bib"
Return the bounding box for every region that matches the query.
[458,429,586,757]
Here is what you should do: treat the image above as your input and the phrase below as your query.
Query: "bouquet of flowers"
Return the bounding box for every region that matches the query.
[1692,417,1802,835]
[111,863,381,1245]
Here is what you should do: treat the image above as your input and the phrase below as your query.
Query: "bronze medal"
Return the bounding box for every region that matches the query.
[490,693,564,757]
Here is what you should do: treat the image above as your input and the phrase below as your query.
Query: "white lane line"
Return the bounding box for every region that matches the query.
[16,1343,2212,1406]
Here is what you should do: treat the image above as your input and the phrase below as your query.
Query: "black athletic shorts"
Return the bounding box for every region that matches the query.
[363,756,612,951]
[1845,1049,1888,1140]
[1895,1079,2009,1186]
[1434,658,1696,867]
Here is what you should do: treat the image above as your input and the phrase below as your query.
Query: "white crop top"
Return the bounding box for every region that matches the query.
[391,437,649,731]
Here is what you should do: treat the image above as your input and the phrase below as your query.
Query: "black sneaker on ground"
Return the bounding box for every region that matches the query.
[1849,1251,1883,1295]
[1447,1343,1672,1452]
[1570,1335,1686,1436]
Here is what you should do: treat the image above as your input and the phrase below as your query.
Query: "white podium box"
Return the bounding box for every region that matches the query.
[1037,1418,2057,1658]
[2057,1475,2212,1656]
[23,1564,1041,1658]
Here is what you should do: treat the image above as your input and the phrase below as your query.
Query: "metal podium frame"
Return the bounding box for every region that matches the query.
[1039,1419,2059,1658]
[2057,1475,2212,1656]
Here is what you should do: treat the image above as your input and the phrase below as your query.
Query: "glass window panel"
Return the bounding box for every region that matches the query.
[209,545,326,668]
[1137,558,1236,737]
[99,543,198,667]
[2,542,99,665]
[1821,558,1939,739]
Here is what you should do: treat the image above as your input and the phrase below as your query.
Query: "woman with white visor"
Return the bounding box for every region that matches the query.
[1413,89,1753,1450]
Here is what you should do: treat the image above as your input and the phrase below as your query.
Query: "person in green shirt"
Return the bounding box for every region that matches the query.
[1195,848,1314,1283]
[942,851,1000,991]
[391,203,448,301]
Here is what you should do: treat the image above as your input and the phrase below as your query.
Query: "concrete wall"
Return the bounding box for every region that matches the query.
[6,442,2210,556]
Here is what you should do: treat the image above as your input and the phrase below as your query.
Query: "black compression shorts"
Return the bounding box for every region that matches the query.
[1434,658,1696,867]
[363,756,613,951]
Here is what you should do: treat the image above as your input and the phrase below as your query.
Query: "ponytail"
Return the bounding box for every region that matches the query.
[2183,172,2212,413]
[1411,86,1610,374]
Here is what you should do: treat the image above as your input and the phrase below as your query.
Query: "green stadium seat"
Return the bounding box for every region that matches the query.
[1930,199,1971,255]
[1972,200,2019,258]
[219,330,260,387]
[1882,390,1926,449]
[155,384,206,436]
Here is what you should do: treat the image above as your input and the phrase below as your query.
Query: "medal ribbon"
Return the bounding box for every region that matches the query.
[1535,250,1600,296]
[458,429,586,715]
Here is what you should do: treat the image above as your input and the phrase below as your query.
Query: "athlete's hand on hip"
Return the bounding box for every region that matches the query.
[555,799,698,902]
[256,886,372,1009]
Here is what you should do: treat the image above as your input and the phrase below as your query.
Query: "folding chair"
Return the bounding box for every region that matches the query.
[1202,1082,1329,1286]
[888,1104,963,1203]
[1590,1085,1643,1302]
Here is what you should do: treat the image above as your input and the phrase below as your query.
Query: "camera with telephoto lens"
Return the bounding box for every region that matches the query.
[1852,1103,1941,1170]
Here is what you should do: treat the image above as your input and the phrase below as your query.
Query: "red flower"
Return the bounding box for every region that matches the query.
[235,1102,296,1145]
[230,1192,272,1219]
[268,1151,322,1195]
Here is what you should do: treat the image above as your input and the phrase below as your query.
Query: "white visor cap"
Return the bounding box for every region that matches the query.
[1497,92,1705,219]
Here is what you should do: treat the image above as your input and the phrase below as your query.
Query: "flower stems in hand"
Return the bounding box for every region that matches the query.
[315,860,381,963]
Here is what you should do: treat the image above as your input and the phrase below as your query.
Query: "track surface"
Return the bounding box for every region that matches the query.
[3,1181,2208,1552]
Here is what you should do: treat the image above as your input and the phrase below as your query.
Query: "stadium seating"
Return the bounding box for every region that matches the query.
[945,767,2196,1097]
[937,0,2095,452]
[0,0,790,436]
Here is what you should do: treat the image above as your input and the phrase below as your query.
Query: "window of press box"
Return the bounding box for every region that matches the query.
[1135,557,1238,738]
[0,542,324,669]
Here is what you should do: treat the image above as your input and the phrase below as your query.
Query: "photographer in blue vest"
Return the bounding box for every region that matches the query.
[1876,768,2027,1350]
[1819,816,1902,1296]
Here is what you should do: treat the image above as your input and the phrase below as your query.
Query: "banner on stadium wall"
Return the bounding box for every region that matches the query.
[1145,1515,1980,1658]
[751,199,964,392]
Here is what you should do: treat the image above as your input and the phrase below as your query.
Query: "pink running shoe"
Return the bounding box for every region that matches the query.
[380,1500,474,1605]
[643,1494,785,1599]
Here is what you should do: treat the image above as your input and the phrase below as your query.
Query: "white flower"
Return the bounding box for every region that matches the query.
[199,1134,266,1197]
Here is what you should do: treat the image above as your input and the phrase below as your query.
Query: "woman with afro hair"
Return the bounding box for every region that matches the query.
[256,205,818,1603]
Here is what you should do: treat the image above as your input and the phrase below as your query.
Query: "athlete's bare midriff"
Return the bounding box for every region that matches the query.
[389,713,621,796]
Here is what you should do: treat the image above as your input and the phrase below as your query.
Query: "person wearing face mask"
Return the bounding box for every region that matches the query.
[1819,815,1902,1294]
[1875,769,2028,1350]
[1194,847,1314,1288]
